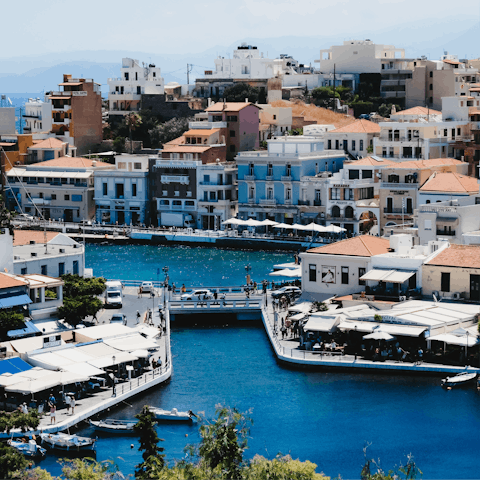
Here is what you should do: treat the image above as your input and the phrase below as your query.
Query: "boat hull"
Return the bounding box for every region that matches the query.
[8,440,46,459]
[151,408,193,422]
[40,433,96,452]
[441,372,477,388]
[90,419,137,435]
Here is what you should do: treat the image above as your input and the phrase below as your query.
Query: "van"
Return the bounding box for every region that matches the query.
[105,281,123,308]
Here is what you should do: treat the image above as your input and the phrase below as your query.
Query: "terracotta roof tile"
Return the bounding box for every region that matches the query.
[28,138,65,150]
[348,156,397,167]
[205,102,259,112]
[426,244,480,269]
[306,235,390,257]
[13,230,59,246]
[30,157,112,169]
[387,158,464,170]
[394,106,442,117]
[420,172,479,194]
[330,119,380,134]
[162,145,213,153]
[0,273,28,289]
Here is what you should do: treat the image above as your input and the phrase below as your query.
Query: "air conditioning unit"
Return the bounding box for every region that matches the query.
[59,249,65,253]
[31,253,37,257]
[399,296,406,302]
[453,292,461,300]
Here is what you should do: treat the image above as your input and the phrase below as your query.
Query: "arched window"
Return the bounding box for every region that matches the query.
[345,206,354,219]
[332,205,341,218]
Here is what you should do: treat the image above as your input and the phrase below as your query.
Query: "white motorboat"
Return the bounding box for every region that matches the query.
[8,439,46,459]
[90,418,137,434]
[441,371,477,388]
[151,407,194,422]
[39,432,96,452]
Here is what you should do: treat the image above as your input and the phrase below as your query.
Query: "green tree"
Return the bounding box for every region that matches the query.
[125,113,143,153]
[134,405,165,478]
[60,458,118,480]
[223,83,260,103]
[0,311,25,341]
[112,136,126,154]
[311,87,340,108]
[377,103,401,118]
[58,275,106,327]
[149,117,191,148]
[0,443,28,479]
[193,405,252,480]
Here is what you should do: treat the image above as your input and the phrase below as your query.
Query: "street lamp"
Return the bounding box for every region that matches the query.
[112,355,116,397]
[162,266,169,309]
[465,331,470,366]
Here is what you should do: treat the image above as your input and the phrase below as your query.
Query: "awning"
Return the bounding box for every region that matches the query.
[289,312,307,322]
[360,269,416,283]
[428,333,478,347]
[0,357,32,375]
[338,320,427,337]
[0,294,32,309]
[62,363,105,377]
[88,352,138,369]
[303,315,339,333]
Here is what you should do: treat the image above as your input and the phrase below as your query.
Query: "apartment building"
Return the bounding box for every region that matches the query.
[236,134,345,223]
[405,53,479,111]
[325,119,380,158]
[108,58,164,119]
[94,155,149,225]
[22,98,52,134]
[379,158,468,234]
[6,157,113,222]
[47,74,103,155]
[27,137,75,163]
[418,171,479,205]
[258,104,293,141]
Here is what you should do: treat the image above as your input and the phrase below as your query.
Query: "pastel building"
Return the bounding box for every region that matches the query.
[22,98,52,134]
[94,155,149,225]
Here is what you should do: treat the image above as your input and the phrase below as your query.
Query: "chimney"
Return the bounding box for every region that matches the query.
[245,98,248,103]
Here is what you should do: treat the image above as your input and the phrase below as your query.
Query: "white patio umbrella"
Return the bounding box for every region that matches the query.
[274,223,293,229]
[269,268,302,277]
[291,223,308,231]
[363,331,395,341]
[260,219,279,226]
[305,222,328,233]
[325,225,347,233]
[222,218,245,225]
[243,218,264,227]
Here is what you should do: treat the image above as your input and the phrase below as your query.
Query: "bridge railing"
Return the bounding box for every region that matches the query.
[170,298,263,310]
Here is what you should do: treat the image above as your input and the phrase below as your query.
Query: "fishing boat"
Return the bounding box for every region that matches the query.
[8,439,46,459]
[90,418,137,434]
[39,432,96,452]
[441,371,477,388]
[151,407,194,422]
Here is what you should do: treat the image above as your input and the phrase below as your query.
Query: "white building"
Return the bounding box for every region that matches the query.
[22,98,52,134]
[94,155,149,225]
[12,230,85,278]
[108,58,164,118]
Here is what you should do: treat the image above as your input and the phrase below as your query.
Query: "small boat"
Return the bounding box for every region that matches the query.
[8,439,46,459]
[90,418,137,434]
[441,371,477,388]
[151,407,194,422]
[39,432,96,452]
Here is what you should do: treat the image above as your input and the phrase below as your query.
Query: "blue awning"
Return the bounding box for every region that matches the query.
[8,321,41,339]
[0,357,32,375]
[0,294,32,309]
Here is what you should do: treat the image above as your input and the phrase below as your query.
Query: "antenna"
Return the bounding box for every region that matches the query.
[187,64,193,85]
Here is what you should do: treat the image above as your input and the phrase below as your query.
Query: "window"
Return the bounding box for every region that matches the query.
[429,71,433,78]
[359,268,366,286]
[341,267,349,285]
[64,194,70,201]
[72,195,82,202]
[103,183,107,195]
[173,200,182,205]
[249,186,254,200]
[134,163,142,170]
[285,188,291,200]
[248,163,254,176]
[286,164,291,176]
[21,267,27,275]
[331,188,341,200]
[124,72,129,80]
[230,145,236,153]
[227,115,238,122]
[73,261,79,275]
[343,140,348,150]
[362,169,373,179]
[349,170,360,180]
[41,265,47,275]
[51,194,56,200]
[230,130,236,137]
[328,140,332,149]
[441,272,450,292]
[335,140,339,150]
[309,264,317,282]
[424,220,432,230]
[136,86,141,94]
[115,184,124,198]
[359,140,364,151]
[59,263,65,276]
[132,184,137,197]
[344,188,353,200]
[267,187,273,199]
[267,163,273,176]
[352,140,356,151]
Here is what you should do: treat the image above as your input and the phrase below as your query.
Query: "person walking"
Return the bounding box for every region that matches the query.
[181,284,186,293]
[65,394,71,414]
[70,395,76,415]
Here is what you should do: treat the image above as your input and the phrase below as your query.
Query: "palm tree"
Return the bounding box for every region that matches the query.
[125,113,142,153]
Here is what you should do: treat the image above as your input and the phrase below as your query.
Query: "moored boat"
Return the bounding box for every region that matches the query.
[151,407,194,422]
[39,432,96,452]
[8,439,46,459]
[90,418,137,434]
[441,371,477,388]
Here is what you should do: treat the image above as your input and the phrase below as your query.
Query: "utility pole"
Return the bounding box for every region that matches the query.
[333,64,336,113]
[187,64,193,85]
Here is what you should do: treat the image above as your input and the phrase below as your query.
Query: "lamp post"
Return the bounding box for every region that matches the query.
[162,266,169,309]
[465,331,470,366]
[112,355,116,397]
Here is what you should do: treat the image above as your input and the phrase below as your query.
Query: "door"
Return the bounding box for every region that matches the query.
[64,209,73,222]
[117,211,125,225]
[470,275,480,301]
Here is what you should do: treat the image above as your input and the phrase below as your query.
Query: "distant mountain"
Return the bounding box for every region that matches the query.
[1,20,478,94]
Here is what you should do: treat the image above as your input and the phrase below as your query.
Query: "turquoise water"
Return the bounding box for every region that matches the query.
[85,243,294,285]
[37,244,480,478]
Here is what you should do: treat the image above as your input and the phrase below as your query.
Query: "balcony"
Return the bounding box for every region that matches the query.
[199,181,226,186]
[314,200,322,206]
[244,175,255,181]
[189,121,227,129]
[281,175,293,182]
[259,198,277,206]
[383,208,413,215]
[381,182,418,189]
[265,175,274,181]
[298,200,310,206]
[436,229,456,236]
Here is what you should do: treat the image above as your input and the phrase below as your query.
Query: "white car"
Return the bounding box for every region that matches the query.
[181,289,215,301]
[271,286,302,299]
[141,281,154,293]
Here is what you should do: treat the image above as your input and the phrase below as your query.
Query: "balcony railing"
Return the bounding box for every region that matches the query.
[244,175,255,181]
[384,208,413,214]
[259,198,276,205]
[281,175,293,182]
[436,230,456,236]
[381,182,418,189]
[298,200,310,206]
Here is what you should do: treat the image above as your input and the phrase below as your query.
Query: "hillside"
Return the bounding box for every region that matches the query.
[270,100,355,128]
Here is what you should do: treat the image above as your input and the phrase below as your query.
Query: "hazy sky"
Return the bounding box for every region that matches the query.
[3,0,480,58]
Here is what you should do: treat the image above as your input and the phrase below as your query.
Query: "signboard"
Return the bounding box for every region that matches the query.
[161,175,189,185]
[72,91,88,96]
[43,335,61,349]
[322,266,336,284]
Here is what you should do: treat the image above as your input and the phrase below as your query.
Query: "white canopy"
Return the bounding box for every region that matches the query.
[259,219,279,226]
[88,351,138,369]
[104,334,159,352]
[62,363,105,377]
[5,370,89,394]
[289,302,312,313]
[222,218,245,225]
[131,349,150,358]
[360,269,416,284]
[305,222,328,233]
[363,330,395,341]
[243,218,264,227]
[269,268,301,277]
[324,225,346,233]
[291,223,307,230]
[274,223,293,229]
[338,320,427,337]
[428,333,479,347]
[303,315,339,333]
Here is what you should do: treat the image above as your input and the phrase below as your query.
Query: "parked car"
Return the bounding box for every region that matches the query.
[140,281,154,293]
[271,286,302,299]
[110,313,126,324]
[181,289,215,301]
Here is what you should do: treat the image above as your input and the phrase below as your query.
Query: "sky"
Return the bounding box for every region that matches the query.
[2,0,480,59]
